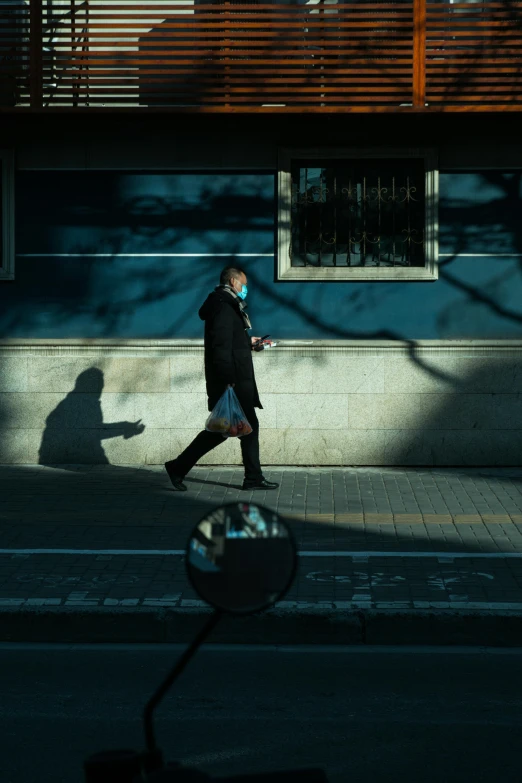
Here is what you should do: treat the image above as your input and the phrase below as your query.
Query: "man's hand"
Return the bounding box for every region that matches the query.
[251,335,272,352]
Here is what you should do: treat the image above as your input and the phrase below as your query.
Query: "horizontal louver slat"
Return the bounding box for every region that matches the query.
[1,1,521,110]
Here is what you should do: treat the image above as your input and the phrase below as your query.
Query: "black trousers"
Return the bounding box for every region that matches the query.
[168,405,262,482]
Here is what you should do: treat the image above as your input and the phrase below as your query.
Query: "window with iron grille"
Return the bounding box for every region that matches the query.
[278,148,438,281]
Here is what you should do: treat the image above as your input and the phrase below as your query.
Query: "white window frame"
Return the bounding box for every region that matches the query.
[277,147,439,282]
[0,149,15,281]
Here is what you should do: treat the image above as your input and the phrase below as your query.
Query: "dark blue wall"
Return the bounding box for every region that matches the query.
[2,169,522,339]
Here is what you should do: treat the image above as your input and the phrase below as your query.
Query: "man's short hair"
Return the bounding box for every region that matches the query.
[220,266,246,287]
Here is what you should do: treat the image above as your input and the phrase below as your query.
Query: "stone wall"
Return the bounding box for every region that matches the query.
[0,340,521,466]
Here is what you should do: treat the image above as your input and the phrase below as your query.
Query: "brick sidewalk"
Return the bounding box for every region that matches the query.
[2,464,522,619]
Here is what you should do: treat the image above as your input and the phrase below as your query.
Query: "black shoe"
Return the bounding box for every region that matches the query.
[164,462,187,491]
[242,478,279,491]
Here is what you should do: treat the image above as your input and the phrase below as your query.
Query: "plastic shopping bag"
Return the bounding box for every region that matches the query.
[205,385,253,438]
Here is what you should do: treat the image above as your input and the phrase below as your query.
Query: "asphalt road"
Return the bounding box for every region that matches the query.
[2,643,522,783]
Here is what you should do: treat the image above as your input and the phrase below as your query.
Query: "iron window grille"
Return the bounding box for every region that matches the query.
[278,148,438,281]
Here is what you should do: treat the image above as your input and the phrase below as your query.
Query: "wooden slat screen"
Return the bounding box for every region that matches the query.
[426,1,522,107]
[2,0,416,108]
[1,0,522,110]
[0,2,29,107]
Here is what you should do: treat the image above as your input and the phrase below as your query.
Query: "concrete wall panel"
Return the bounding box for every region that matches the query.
[2,341,520,466]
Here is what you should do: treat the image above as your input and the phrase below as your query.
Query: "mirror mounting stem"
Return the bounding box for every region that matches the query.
[142,610,223,771]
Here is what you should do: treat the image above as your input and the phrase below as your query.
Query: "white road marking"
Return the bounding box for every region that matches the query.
[306,570,496,591]
[301,552,522,559]
[0,549,184,556]
[1,549,521,559]
[16,574,140,586]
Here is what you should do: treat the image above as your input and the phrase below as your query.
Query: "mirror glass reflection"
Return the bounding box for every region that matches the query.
[186,503,297,614]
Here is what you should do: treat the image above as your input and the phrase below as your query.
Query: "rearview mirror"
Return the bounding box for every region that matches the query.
[186,502,297,615]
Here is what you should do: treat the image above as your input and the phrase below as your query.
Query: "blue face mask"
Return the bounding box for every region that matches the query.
[236,284,248,300]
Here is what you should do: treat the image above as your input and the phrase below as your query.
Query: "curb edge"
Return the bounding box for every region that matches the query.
[1,606,522,646]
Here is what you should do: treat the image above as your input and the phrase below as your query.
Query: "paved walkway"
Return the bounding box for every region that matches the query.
[2,464,522,614]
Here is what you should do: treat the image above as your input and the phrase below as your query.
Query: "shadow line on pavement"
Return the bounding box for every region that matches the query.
[184,477,245,491]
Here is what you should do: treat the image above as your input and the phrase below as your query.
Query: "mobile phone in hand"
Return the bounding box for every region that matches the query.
[254,337,276,352]
[253,334,270,351]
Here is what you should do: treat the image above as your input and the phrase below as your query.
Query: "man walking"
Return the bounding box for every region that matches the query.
[164,266,279,492]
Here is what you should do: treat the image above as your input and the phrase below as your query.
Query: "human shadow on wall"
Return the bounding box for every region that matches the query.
[38,367,145,468]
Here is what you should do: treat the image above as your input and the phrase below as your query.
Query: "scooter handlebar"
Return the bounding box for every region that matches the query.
[218,770,328,782]
[140,765,329,782]
[85,752,329,783]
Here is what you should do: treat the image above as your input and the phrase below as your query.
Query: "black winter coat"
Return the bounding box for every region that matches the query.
[199,288,262,413]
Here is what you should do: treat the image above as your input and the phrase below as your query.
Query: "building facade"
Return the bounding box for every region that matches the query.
[1,0,522,466]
